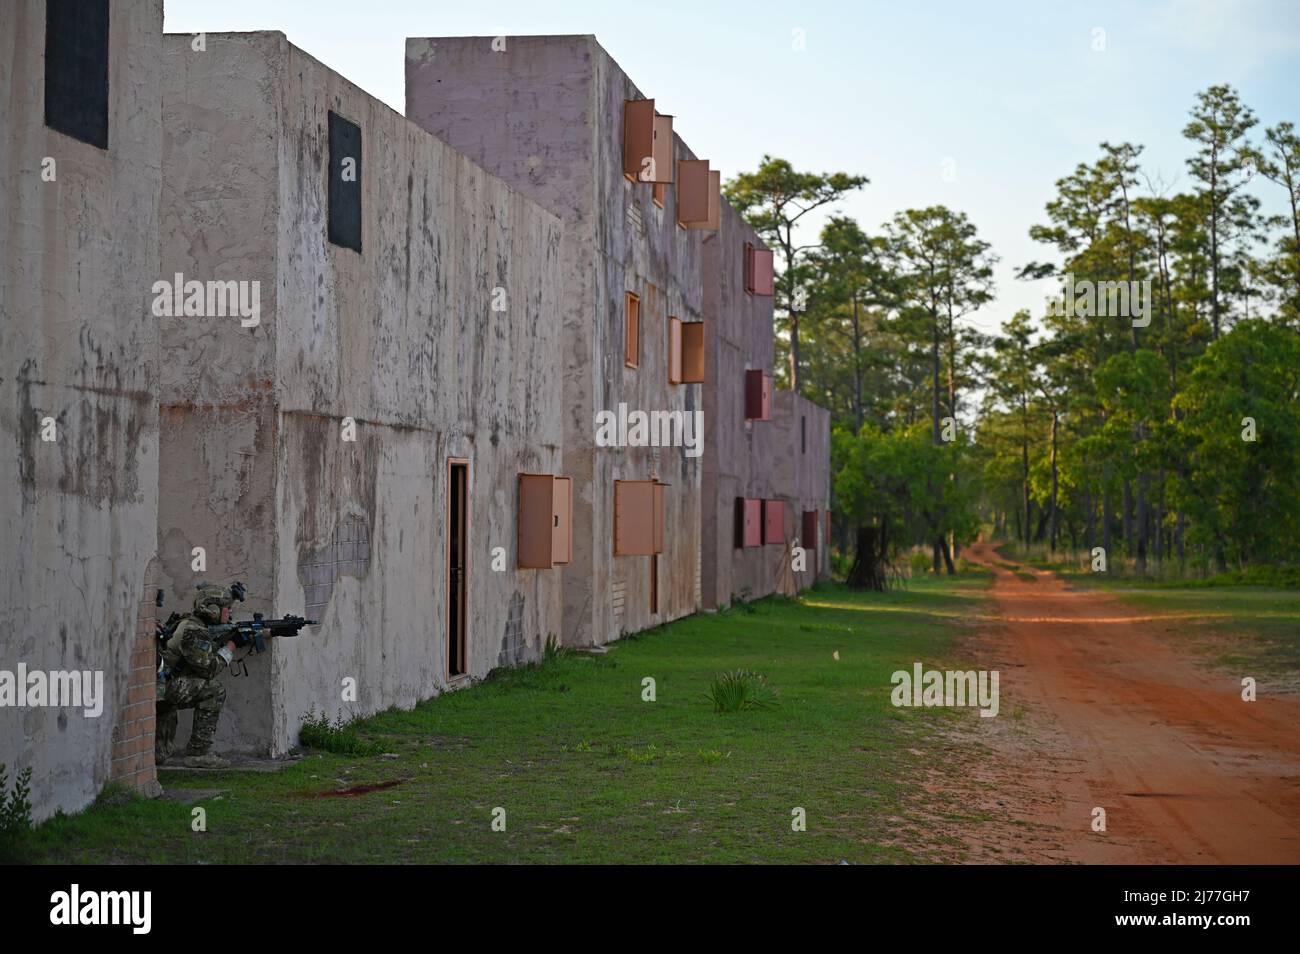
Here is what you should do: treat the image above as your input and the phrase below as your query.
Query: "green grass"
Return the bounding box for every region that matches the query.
[16,575,995,865]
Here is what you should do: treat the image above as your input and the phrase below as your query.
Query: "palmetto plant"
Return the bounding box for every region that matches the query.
[706,670,776,713]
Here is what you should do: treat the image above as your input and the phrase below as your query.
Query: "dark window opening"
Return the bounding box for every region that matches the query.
[44,0,110,149]
[328,111,362,252]
[801,416,807,454]
[650,555,659,614]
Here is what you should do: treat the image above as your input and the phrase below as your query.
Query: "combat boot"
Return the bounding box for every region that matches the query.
[182,751,230,769]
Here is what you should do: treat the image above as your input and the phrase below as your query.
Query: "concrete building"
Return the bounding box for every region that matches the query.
[772,390,832,594]
[406,35,711,645]
[157,32,566,755]
[4,11,834,817]
[701,202,784,607]
[1,0,165,821]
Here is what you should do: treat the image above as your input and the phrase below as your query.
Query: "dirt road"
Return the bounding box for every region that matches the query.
[963,541,1300,863]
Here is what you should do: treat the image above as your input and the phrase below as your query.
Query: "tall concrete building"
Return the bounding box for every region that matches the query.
[4,11,834,819]
[406,35,710,645]
[157,32,567,755]
[406,35,830,631]
[1,0,165,820]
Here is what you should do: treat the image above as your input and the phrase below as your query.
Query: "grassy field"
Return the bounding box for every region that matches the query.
[11,575,997,865]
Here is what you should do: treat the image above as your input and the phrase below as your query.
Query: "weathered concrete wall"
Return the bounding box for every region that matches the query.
[159,31,283,754]
[774,390,832,588]
[701,202,781,607]
[0,0,163,820]
[407,36,601,647]
[406,35,705,646]
[163,34,565,755]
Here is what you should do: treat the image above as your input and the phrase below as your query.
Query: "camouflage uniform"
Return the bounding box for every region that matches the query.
[155,585,235,762]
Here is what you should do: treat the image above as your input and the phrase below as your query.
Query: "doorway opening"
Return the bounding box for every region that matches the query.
[447,459,469,678]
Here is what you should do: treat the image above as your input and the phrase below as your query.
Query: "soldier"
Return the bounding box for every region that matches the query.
[155,584,239,769]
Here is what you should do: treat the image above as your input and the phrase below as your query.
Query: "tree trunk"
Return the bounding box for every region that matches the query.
[1123,480,1133,556]
[1048,411,1059,552]
[847,525,890,591]
[851,295,863,434]
[939,536,956,575]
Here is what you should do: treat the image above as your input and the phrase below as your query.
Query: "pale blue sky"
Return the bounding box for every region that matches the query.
[164,0,1300,336]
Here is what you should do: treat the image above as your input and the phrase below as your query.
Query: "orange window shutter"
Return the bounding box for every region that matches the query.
[614,480,657,556]
[650,114,674,184]
[652,482,666,554]
[677,159,710,225]
[761,372,773,420]
[625,293,640,368]
[687,170,720,230]
[552,477,572,565]
[763,499,785,544]
[681,322,704,383]
[753,248,774,296]
[623,99,655,179]
[518,474,555,569]
[668,317,682,384]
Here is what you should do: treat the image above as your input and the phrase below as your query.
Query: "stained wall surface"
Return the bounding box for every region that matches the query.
[406,35,706,646]
[161,33,566,755]
[700,201,789,607]
[773,390,832,592]
[0,0,164,820]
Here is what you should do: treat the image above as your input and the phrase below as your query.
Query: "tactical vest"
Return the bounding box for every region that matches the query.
[163,615,208,672]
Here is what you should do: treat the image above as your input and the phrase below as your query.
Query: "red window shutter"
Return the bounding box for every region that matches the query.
[518,474,555,569]
[625,292,640,368]
[743,499,762,548]
[753,247,774,296]
[615,480,657,556]
[653,482,666,554]
[649,114,674,183]
[623,99,655,179]
[681,322,704,383]
[745,369,772,421]
[687,170,720,230]
[763,500,785,544]
[668,317,682,384]
[677,159,710,225]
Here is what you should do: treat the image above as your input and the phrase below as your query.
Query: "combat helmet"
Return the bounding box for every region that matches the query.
[192,583,235,624]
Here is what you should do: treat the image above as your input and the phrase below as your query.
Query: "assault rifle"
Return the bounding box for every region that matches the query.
[154,586,318,678]
[207,613,318,655]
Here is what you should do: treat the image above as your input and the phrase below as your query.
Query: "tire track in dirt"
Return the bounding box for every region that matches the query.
[962,541,1300,863]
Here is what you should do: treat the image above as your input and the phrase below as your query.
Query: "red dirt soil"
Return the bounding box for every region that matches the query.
[963,541,1300,863]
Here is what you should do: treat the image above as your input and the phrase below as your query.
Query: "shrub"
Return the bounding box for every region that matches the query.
[544,632,567,661]
[0,764,33,857]
[908,549,932,576]
[298,708,384,756]
[706,670,776,713]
